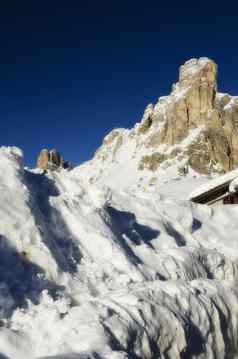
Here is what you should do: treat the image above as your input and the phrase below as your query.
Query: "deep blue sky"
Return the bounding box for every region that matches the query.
[1,0,238,166]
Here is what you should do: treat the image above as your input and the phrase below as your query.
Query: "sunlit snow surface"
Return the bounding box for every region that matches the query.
[0,147,238,358]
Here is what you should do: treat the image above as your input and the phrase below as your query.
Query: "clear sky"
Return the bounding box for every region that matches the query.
[1,0,238,167]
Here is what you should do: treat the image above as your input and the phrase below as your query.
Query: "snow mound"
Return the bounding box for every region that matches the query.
[0,147,238,358]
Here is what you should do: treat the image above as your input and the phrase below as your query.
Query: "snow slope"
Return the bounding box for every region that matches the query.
[71,127,212,202]
[71,127,207,195]
[0,147,238,358]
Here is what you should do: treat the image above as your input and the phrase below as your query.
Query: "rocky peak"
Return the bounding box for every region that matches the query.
[37,149,73,171]
[134,57,238,174]
[178,58,217,88]
[75,58,238,190]
[158,58,218,143]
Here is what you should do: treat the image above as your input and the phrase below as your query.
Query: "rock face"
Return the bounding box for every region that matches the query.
[146,58,238,174]
[37,149,72,171]
[158,58,217,144]
[136,58,238,174]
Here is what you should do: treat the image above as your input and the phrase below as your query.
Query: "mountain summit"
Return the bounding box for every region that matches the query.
[75,58,238,190]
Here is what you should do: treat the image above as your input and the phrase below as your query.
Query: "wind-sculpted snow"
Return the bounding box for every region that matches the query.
[0,147,238,358]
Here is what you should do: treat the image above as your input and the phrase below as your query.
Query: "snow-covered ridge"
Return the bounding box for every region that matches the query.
[1,146,238,358]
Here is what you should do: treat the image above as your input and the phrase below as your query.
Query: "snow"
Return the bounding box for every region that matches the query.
[72,124,205,199]
[0,147,238,358]
[230,177,238,193]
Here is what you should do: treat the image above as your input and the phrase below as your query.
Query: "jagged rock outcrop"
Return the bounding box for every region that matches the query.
[137,58,238,174]
[162,58,217,142]
[73,57,238,191]
[37,149,73,171]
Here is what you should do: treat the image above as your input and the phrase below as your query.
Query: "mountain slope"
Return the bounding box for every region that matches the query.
[74,58,238,192]
[0,147,238,358]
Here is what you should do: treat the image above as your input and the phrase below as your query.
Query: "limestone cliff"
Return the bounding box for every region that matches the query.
[135,57,238,174]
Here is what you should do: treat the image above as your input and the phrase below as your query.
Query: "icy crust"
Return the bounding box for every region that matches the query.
[1,148,238,357]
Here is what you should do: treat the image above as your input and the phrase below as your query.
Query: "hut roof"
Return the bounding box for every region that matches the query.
[189,168,238,202]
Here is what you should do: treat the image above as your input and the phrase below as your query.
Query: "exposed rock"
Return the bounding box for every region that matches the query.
[139,59,238,173]
[37,149,50,170]
[138,153,167,171]
[157,58,217,145]
[149,58,238,174]
[37,149,73,171]
[137,104,154,134]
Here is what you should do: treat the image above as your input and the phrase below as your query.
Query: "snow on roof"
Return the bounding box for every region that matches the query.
[188,167,238,200]
[229,177,238,193]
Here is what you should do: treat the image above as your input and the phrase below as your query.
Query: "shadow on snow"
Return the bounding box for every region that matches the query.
[106,205,160,265]
[24,170,82,274]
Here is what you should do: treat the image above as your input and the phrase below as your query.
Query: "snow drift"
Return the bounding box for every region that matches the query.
[0,147,238,358]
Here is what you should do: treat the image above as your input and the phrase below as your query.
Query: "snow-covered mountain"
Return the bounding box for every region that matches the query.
[1,58,238,358]
[75,57,238,193]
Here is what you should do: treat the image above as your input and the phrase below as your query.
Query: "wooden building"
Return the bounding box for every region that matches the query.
[189,169,238,206]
